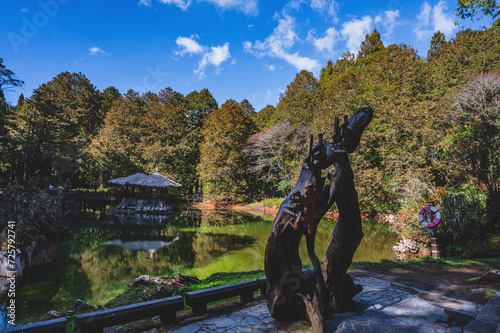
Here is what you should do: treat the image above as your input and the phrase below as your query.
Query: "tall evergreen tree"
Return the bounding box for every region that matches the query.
[252,104,277,131]
[358,29,384,62]
[199,100,256,202]
[0,58,23,183]
[10,72,101,183]
[275,70,321,127]
[185,88,218,129]
[427,31,447,61]
[240,99,256,116]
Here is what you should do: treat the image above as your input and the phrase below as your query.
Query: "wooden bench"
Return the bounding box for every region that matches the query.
[76,295,184,332]
[185,280,258,316]
[3,317,67,333]
[256,277,268,296]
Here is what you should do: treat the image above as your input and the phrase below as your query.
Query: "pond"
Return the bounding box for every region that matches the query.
[0,208,399,328]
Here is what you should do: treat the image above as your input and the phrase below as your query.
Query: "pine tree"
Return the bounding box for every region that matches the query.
[199,100,256,203]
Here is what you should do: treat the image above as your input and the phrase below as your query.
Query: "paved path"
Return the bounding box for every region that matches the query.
[150,271,498,333]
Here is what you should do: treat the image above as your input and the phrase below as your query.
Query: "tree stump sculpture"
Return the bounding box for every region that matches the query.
[264,107,373,332]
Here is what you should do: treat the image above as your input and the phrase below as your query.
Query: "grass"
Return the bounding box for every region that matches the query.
[246,197,285,208]
[350,256,500,272]
[105,270,266,310]
[105,257,500,310]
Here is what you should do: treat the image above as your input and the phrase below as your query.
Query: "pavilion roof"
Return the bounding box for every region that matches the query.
[108,172,182,188]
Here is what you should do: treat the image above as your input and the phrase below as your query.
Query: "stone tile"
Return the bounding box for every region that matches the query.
[213,317,241,328]
[252,327,277,333]
[161,273,491,333]
[228,311,247,322]
[462,302,478,314]
[260,316,275,324]
[240,316,262,326]
[201,319,214,326]
[171,323,201,333]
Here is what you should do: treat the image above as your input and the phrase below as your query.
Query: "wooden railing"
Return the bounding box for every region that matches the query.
[3,276,274,333]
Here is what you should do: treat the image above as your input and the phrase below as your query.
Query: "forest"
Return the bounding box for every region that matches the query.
[0,4,499,257]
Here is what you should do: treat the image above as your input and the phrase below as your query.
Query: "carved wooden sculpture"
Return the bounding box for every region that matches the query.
[264,107,373,332]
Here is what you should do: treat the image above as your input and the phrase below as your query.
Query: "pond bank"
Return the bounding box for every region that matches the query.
[185,202,386,221]
[36,257,500,332]
[0,209,399,328]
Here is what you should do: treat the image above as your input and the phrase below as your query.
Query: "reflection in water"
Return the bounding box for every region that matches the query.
[0,209,398,328]
[106,236,179,258]
[106,239,178,251]
[115,213,173,226]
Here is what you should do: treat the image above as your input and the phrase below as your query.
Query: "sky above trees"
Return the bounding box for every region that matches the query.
[0,0,490,111]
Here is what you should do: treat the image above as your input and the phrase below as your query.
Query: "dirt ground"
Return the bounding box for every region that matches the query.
[351,266,500,305]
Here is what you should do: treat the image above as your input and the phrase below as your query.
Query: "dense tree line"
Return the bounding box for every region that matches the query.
[1,4,499,256]
[247,23,499,255]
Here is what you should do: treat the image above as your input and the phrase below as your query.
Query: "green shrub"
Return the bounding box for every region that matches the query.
[0,185,65,249]
[437,191,487,256]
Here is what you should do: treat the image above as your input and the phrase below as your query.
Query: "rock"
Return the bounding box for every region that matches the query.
[155,276,175,284]
[41,310,63,321]
[392,239,419,254]
[128,275,152,288]
[166,281,186,289]
[0,240,57,277]
[471,270,500,285]
[176,273,201,285]
[0,249,28,277]
[74,299,97,313]
[470,287,486,295]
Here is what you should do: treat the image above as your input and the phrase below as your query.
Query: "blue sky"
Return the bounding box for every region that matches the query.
[0,0,473,111]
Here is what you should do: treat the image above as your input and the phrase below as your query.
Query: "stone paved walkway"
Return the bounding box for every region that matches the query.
[153,271,498,333]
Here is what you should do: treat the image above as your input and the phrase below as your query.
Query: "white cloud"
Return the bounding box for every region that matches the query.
[312,27,339,53]
[414,1,456,41]
[202,0,258,16]
[195,43,231,77]
[139,0,258,15]
[243,41,253,52]
[176,35,204,55]
[375,10,400,37]
[244,14,319,72]
[310,0,338,21]
[89,46,110,56]
[157,0,192,10]
[281,52,319,72]
[265,64,276,71]
[432,1,456,37]
[176,36,232,77]
[341,15,373,54]
[20,7,29,13]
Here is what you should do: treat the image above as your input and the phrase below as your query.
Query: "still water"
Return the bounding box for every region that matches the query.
[0,209,399,327]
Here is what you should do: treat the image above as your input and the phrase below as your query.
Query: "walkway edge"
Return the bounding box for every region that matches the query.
[464,291,500,333]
